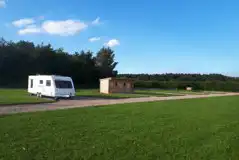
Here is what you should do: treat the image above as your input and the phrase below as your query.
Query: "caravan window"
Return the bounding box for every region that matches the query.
[39,80,43,84]
[30,79,33,88]
[46,80,51,86]
[55,80,72,89]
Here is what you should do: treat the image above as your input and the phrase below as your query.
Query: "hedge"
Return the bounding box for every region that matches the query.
[134,80,239,92]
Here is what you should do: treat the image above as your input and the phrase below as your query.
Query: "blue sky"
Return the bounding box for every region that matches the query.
[0,0,239,76]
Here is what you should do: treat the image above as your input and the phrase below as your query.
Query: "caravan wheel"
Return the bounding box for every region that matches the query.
[37,93,42,98]
[68,93,73,99]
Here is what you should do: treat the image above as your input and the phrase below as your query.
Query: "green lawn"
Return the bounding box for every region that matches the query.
[0,89,179,105]
[0,89,54,105]
[76,89,178,98]
[1,96,239,159]
[136,89,222,95]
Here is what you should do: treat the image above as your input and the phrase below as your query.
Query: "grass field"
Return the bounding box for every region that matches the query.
[0,89,180,105]
[0,88,221,105]
[136,89,223,95]
[0,96,239,159]
[76,89,180,98]
[0,89,54,105]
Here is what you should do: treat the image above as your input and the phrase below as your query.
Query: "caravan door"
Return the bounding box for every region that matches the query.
[43,79,53,97]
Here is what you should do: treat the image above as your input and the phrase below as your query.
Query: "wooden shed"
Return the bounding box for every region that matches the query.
[186,87,192,91]
[99,77,134,94]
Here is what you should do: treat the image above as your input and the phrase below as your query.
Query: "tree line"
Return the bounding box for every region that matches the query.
[1,38,239,91]
[118,74,239,91]
[0,38,117,88]
[118,73,239,81]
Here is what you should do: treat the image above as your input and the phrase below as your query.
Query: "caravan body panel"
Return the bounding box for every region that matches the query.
[28,75,75,98]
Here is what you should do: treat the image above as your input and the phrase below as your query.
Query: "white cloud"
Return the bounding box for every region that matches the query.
[104,39,120,47]
[38,16,45,21]
[42,20,88,36]
[18,25,42,35]
[92,17,101,25]
[0,0,6,8]
[89,37,101,42]
[12,17,100,36]
[12,18,35,27]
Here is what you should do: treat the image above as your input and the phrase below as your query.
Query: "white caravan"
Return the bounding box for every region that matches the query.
[28,75,75,99]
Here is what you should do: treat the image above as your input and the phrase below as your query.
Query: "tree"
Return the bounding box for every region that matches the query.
[0,38,120,88]
[95,47,118,78]
[1,37,239,91]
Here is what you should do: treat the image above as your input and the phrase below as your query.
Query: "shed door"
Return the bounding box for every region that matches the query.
[127,83,131,89]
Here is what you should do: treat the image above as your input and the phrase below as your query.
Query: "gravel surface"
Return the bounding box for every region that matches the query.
[0,93,238,115]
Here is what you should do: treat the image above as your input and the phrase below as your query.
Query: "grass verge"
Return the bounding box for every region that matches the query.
[0,89,54,105]
[0,89,177,106]
[76,89,179,98]
[0,96,239,159]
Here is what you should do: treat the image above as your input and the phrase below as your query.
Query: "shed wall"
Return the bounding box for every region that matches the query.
[109,80,133,93]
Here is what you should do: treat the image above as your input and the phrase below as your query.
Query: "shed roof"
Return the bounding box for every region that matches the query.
[99,77,134,82]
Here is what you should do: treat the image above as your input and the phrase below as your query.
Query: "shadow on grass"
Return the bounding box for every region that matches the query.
[74,93,179,100]
[73,95,126,100]
[0,99,55,106]
[134,92,166,96]
[134,91,181,97]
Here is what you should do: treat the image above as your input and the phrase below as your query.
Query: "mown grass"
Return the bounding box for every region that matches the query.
[136,89,222,95]
[0,96,239,159]
[0,89,179,105]
[0,89,54,105]
[76,89,177,99]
